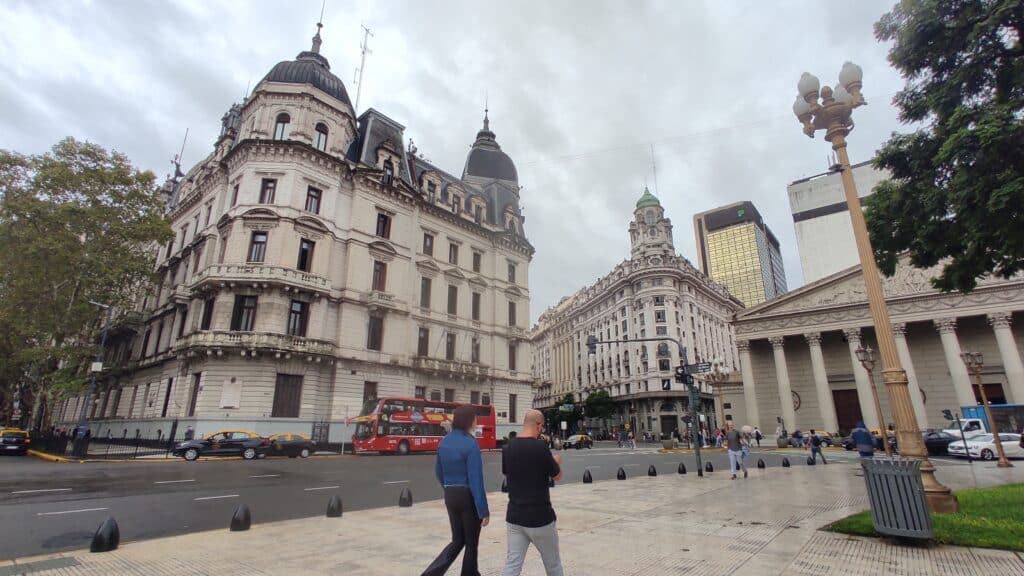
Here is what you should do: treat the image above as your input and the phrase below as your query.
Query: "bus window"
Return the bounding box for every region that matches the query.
[476,406,492,417]
[354,422,374,439]
[359,399,381,416]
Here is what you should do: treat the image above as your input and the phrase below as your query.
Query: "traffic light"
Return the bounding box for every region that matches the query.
[942,409,954,422]
[586,335,598,355]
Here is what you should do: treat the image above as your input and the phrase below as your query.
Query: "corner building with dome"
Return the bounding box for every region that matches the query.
[531,190,743,440]
[54,30,535,443]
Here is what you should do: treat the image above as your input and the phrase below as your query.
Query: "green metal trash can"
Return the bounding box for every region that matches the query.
[860,458,934,539]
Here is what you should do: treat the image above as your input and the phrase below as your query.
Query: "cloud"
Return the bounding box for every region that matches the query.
[0,0,908,322]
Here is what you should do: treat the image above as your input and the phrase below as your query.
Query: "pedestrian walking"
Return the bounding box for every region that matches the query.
[753,427,762,447]
[725,422,747,479]
[184,426,195,441]
[850,421,874,460]
[422,406,489,576]
[808,429,827,464]
[502,409,564,576]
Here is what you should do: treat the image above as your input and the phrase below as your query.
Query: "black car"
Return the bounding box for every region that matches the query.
[0,429,30,456]
[922,431,956,455]
[267,433,316,458]
[173,430,268,461]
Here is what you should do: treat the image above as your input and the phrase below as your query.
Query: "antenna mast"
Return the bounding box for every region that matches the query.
[353,23,374,112]
[650,144,659,196]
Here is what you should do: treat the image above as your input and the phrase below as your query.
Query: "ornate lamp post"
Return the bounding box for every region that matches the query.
[792,63,957,512]
[960,352,1013,468]
[854,345,893,457]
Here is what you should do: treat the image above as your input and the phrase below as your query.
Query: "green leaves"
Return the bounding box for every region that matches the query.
[584,390,616,421]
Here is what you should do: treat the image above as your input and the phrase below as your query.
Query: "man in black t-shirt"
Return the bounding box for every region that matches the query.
[501,409,564,576]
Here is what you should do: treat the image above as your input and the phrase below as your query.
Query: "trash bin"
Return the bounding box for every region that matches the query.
[860,458,933,539]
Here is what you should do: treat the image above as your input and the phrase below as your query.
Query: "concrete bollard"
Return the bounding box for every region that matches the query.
[583,469,593,483]
[501,477,508,493]
[782,457,791,468]
[326,494,343,518]
[807,456,816,466]
[617,467,626,480]
[648,465,657,477]
[757,458,765,469]
[230,504,251,531]
[705,461,713,473]
[678,462,687,475]
[90,517,120,553]
[399,487,413,507]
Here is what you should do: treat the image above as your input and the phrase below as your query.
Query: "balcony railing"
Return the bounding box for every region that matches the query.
[363,290,407,312]
[411,356,489,379]
[192,263,330,294]
[176,330,337,357]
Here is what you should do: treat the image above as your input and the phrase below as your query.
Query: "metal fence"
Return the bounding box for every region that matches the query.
[33,432,181,460]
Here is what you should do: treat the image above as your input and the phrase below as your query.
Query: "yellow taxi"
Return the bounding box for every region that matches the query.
[0,428,30,456]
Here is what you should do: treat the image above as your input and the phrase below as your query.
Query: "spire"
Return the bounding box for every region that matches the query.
[483,92,490,131]
[311,21,323,54]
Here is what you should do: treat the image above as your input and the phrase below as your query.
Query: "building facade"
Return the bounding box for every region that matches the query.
[693,201,786,307]
[531,189,743,439]
[720,258,1024,435]
[55,30,534,443]
[787,160,889,284]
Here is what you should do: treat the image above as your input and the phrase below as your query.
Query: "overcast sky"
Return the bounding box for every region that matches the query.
[0,0,910,323]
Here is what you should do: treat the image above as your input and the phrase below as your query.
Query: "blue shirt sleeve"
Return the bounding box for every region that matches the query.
[466,442,489,519]
[435,449,444,485]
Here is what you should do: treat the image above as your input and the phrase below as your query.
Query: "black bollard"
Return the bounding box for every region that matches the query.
[326,494,343,518]
[678,462,687,475]
[705,461,714,473]
[782,457,791,468]
[757,458,765,469]
[617,467,626,480]
[399,487,413,507]
[90,517,120,553]
[648,465,657,477]
[583,469,593,483]
[230,504,251,531]
[807,456,816,466]
[501,477,508,493]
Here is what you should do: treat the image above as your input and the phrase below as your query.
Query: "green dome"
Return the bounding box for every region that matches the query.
[635,187,661,208]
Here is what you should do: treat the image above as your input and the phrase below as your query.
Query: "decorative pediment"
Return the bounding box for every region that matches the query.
[415,258,442,277]
[443,267,467,283]
[468,275,489,288]
[368,240,398,261]
[294,216,329,235]
[504,285,526,299]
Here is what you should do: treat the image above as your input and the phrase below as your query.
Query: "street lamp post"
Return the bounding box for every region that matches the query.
[854,346,893,457]
[73,302,112,458]
[792,63,958,512]
[960,352,1013,468]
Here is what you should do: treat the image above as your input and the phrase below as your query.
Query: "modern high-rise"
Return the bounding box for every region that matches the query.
[786,160,889,284]
[693,201,786,307]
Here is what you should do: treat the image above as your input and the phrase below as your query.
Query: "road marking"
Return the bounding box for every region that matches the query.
[12,488,72,494]
[585,466,601,469]
[154,479,195,484]
[250,474,281,478]
[37,507,108,516]
[382,480,409,485]
[194,494,239,501]
[622,464,639,467]
[303,486,340,491]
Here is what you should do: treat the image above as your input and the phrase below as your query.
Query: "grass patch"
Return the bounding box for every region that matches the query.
[828,483,1024,551]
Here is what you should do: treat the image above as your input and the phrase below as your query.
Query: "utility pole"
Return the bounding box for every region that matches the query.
[353,24,373,112]
[73,302,112,458]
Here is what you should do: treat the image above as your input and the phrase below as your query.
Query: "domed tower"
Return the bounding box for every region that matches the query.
[629,187,674,259]
[462,110,523,235]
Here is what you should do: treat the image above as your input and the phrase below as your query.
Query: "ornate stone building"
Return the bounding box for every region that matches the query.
[531,189,743,439]
[721,257,1024,435]
[55,29,534,441]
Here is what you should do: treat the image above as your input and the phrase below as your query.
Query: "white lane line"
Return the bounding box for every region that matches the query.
[303,486,340,491]
[250,474,281,478]
[12,488,72,494]
[194,494,239,501]
[585,466,601,469]
[382,480,409,485]
[154,479,195,484]
[37,507,108,516]
[621,464,639,467]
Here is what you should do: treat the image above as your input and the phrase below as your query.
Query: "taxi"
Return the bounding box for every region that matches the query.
[172,429,268,461]
[0,428,30,456]
[267,433,316,458]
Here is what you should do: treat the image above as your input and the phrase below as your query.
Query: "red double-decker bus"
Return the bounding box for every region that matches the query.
[351,397,496,455]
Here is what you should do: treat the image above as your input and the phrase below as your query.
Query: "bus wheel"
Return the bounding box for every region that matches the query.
[398,441,410,455]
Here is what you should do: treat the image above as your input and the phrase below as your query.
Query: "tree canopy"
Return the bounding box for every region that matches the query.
[867,0,1023,291]
[584,390,616,421]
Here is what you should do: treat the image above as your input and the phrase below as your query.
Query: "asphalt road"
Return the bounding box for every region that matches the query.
[0,443,860,560]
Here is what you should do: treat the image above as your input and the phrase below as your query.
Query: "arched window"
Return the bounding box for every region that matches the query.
[313,123,328,151]
[645,210,656,225]
[382,160,394,185]
[274,113,291,140]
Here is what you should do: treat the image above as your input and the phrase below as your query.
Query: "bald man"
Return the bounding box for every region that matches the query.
[501,409,564,576]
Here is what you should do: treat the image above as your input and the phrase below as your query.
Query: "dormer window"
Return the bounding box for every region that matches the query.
[452,196,461,213]
[427,181,436,198]
[382,160,394,186]
[313,123,328,151]
[274,113,291,140]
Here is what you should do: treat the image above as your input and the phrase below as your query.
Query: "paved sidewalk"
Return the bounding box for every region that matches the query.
[3,461,1023,575]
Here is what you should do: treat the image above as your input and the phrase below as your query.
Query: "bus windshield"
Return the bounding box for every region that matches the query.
[354,421,375,439]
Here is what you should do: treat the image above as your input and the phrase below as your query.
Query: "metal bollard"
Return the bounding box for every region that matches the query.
[90,517,120,552]
[230,504,251,531]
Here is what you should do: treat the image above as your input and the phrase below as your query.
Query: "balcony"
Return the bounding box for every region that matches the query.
[171,285,191,305]
[411,356,489,380]
[192,264,331,295]
[363,290,407,314]
[509,326,527,340]
[176,330,337,358]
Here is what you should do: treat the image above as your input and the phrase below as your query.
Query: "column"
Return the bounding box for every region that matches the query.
[769,337,797,431]
[804,332,839,433]
[933,318,976,408]
[988,312,1024,404]
[892,323,929,429]
[737,340,760,429]
[844,328,880,430]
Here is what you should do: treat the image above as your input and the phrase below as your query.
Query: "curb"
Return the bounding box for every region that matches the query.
[28,450,78,463]
[25,451,355,464]
[657,448,727,454]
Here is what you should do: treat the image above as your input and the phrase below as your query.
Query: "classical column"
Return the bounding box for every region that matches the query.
[737,340,759,429]
[844,328,880,430]
[804,332,839,433]
[988,312,1024,404]
[769,337,797,431]
[933,318,976,408]
[892,323,929,429]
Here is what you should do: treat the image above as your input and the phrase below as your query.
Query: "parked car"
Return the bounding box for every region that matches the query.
[563,434,593,449]
[267,433,316,458]
[173,430,268,461]
[922,431,957,455]
[0,428,30,456]
[947,433,1023,461]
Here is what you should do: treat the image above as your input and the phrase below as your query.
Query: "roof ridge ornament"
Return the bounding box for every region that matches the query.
[312,0,326,54]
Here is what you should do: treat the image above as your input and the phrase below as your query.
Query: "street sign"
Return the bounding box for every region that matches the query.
[560,421,567,431]
[694,362,712,373]
[559,404,574,413]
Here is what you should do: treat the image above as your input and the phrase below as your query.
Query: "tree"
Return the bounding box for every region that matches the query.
[0,138,172,426]
[867,0,1024,292]
[584,390,616,421]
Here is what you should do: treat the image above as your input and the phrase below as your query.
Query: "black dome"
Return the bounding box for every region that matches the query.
[463,114,517,182]
[261,51,352,106]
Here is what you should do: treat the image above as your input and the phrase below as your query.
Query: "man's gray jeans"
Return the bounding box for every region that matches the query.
[502,521,563,576]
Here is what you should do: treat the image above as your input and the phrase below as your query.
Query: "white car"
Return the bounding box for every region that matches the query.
[946,433,1023,461]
